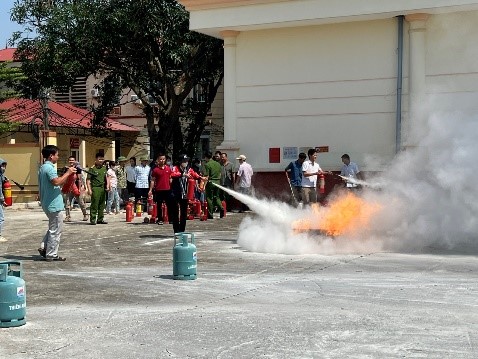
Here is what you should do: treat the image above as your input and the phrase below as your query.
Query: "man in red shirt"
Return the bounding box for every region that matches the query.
[148,153,172,225]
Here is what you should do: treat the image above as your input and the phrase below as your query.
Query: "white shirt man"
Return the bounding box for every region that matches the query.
[301,149,324,204]
[235,154,253,212]
[125,157,136,197]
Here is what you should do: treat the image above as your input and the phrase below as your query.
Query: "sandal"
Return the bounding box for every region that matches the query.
[45,256,66,262]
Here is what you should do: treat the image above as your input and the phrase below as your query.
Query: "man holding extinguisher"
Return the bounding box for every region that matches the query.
[38,145,77,261]
[0,158,7,242]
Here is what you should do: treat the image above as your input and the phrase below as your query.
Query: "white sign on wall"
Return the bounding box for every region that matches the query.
[283,147,298,160]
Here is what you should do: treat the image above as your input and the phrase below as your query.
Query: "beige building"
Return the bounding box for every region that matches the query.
[180,0,478,177]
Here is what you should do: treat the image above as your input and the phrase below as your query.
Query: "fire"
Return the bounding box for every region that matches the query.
[292,192,381,237]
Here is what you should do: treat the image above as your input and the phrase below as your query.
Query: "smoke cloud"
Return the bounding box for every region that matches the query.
[218,110,478,255]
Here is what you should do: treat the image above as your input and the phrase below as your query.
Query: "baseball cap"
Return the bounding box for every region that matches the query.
[236,154,246,160]
[179,154,190,162]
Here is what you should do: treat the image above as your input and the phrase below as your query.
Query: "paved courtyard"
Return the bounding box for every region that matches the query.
[0,205,477,358]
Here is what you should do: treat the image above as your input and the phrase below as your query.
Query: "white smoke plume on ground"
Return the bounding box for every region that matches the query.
[368,110,478,253]
[216,111,478,255]
[216,184,383,255]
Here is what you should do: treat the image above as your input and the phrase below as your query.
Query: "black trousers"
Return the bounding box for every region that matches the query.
[170,198,188,234]
[153,190,173,222]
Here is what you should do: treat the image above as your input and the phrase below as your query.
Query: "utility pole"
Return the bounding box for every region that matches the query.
[39,89,49,130]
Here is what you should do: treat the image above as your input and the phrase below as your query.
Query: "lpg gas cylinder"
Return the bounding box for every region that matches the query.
[0,261,26,328]
[173,233,197,280]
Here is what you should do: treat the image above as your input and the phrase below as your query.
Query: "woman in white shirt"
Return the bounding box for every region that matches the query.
[106,161,120,214]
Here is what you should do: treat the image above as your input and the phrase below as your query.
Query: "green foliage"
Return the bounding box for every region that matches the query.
[0,61,24,134]
[11,0,224,158]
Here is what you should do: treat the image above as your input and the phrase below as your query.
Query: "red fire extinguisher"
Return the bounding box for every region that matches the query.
[187,178,196,201]
[161,203,169,223]
[194,199,202,218]
[147,196,154,215]
[62,173,80,196]
[221,200,227,218]
[125,201,133,222]
[3,179,12,207]
[200,201,208,221]
[319,173,325,194]
[152,203,157,222]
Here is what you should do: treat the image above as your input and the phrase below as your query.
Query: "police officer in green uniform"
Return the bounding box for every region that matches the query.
[86,153,109,225]
[202,151,224,219]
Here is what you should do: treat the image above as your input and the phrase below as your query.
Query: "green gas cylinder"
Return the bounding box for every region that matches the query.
[0,261,26,327]
[173,232,197,280]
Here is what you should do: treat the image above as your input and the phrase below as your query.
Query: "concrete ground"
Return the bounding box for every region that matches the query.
[0,205,477,358]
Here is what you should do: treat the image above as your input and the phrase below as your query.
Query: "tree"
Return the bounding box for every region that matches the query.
[11,0,224,159]
[0,61,23,134]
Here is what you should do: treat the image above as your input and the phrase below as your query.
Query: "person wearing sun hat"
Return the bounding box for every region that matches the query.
[134,155,151,211]
[235,154,253,212]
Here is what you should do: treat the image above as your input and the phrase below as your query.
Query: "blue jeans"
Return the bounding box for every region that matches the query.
[106,187,120,213]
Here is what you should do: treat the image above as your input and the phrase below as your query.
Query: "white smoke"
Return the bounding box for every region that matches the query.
[369,109,478,253]
[218,109,478,255]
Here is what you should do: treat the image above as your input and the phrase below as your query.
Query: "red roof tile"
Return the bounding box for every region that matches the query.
[0,48,17,62]
[0,98,138,132]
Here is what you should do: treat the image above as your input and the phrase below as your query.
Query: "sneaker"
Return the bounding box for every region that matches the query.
[64,216,71,222]
[97,220,108,224]
[0,236,7,242]
[157,221,164,225]
[83,215,89,221]
[37,247,46,258]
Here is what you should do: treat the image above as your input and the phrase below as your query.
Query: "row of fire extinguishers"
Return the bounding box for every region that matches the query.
[124,178,226,223]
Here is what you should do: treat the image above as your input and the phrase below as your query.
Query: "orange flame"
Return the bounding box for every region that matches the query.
[292,192,382,236]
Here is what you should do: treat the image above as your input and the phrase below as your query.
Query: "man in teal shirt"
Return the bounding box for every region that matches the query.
[38,145,76,261]
[202,151,224,219]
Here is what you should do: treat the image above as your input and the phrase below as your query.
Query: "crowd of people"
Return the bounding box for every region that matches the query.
[34,146,254,261]
[285,148,362,207]
[29,145,359,262]
[43,148,253,259]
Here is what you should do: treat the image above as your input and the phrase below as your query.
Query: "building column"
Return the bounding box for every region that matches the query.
[40,130,57,167]
[405,13,429,148]
[79,140,86,167]
[110,140,116,162]
[217,30,240,153]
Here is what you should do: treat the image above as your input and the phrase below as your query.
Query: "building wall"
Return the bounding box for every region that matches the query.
[235,19,406,171]
[0,143,40,203]
[210,83,225,150]
[426,11,478,114]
